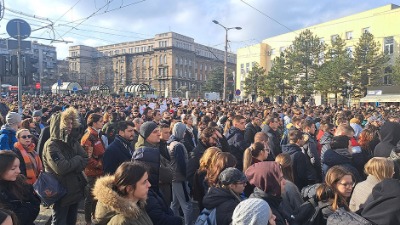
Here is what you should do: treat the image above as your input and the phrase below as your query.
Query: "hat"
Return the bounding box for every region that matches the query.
[245,161,283,196]
[32,110,42,117]
[140,121,158,139]
[6,112,21,126]
[219,167,247,186]
[232,198,271,225]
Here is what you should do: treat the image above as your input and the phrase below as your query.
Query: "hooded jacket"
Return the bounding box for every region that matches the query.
[0,124,17,150]
[374,121,400,157]
[362,178,400,224]
[93,175,153,225]
[202,187,241,225]
[225,126,250,171]
[282,144,309,190]
[42,109,88,207]
[168,124,188,182]
[133,141,183,225]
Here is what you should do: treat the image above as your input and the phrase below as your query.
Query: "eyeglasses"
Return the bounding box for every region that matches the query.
[338,182,355,188]
[21,135,32,139]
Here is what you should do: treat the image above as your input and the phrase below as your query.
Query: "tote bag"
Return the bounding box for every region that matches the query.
[33,171,67,206]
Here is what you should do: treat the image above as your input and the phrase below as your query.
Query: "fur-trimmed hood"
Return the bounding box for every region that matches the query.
[50,107,80,143]
[93,175,147,223]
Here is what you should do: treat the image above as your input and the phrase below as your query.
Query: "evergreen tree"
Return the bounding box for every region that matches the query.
[264,52,292,97]
[203,67,234,95]
[243,63,267,98]
[285,29,326,96]
[352,32,388,97]
[315,36,353,103]
[391,56,400,85]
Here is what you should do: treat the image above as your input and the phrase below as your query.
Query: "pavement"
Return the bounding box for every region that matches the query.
[35,201,86,225]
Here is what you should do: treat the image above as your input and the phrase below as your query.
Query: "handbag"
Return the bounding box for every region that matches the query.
[33,171,67,206]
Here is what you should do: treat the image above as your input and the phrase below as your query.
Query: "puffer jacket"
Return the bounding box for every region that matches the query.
[42,110,88,207]
[93,175,153,225]
[0,125,17,150]
[202,187,242,225]
[320,131,333,161]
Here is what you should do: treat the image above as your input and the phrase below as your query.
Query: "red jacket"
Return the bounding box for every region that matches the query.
[81,127,105,177]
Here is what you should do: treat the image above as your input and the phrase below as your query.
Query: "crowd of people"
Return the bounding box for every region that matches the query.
[0,94,399,225]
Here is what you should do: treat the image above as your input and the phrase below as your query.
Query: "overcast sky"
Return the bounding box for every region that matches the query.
[0,0,397,59]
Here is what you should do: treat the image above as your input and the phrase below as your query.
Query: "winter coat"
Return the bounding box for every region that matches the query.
[133,141,183,225]
[361,178,400,225]
[103,135,133,175]
[282,144,309,190]
[202,187,242,225]
[183,127,198,153]
[42,112,88,207]
[262,125,281,160]
[320,131,333,161]
[250,187,286,225]
[93,175,153,225]
[187,140,209,190]
[0,125,17,150]
[244,122,261,143]
[81,127,105,177]
[280,180,304,221]
[374,121,400,157]
[303,133,322,182]
[37,125,50,160]
[225,126,250,171]
[167,136,188,182]
[321,148,362,182]
[349,175,380,212]
[351,151,371,181]
[0,178,40,225]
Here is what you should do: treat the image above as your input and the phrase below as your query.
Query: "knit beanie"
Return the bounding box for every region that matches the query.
[232,198,271,225]
[140,121,158,139]
[219,167,247,186]
[172,122,187,140]
[6,112,21,126]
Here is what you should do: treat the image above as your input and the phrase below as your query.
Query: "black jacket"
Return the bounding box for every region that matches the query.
[187,140,209,190]
[374,121,400,157]
[37,125,50,160]
[202,187,241,225]
[103,135,133,174]
[244,122,261,143]
[282,144,309,190]
[183,128,198,153]
[303,133,322,182]
[225,127,250,171]
[250,188,286,225]
[362,178,400,225]
[322,148,362,182]
[262,125,281,160]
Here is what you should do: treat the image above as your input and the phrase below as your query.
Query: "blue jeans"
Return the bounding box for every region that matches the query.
[51,202,79,225]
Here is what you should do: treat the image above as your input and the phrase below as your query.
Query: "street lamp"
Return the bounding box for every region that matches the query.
[212,20,242,101]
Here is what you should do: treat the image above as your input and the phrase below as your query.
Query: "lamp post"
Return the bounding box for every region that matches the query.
[212,20,241,101]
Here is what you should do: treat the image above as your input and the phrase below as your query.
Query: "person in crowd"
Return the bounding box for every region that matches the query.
[158,123,173,206]
[12,129,42,185]
[42,107,88,225]
[132,128,183,225]
[93,161,153,225]
[80,113,106,225]
[361,178,400,224]
[374,121,400,157]
[0,112,21,150]
[275,153,304,221]
[242,142,269,172]
[225,115,250,171]
[319,123,335,159]
[132,117,144,150]
[20,118,39,146]
[167,122,193,225]
[206,152,237,187]
[358,128,376,158]
[314,165,356,225]
[192,147,221,210]
[282,129,310,190]
[152,110,162,125]
[102,112,119,144]
[0,151,40,225]
[301,119,322,183]
[246,161,287,225]
[262,116,282,160]
[187,127,228,190]
[349,118,363,140]
[349,157,394,212]
[322,135,362,182]
[142,107,154,122]
[160,111,172,126]
[32,110,45,135]
[182,114,198,154]
[244,115,262,143]
[232,198,276,225]
[202,167,246,225]
[103,121,135,174]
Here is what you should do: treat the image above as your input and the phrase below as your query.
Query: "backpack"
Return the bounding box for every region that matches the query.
[291,198,330,225]
[195,208,217,225]
[327,208,372,225]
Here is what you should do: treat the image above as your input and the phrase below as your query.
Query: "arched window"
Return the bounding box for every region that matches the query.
[149,58,153,67]
[142,59,146,67]
[164,55,167,64]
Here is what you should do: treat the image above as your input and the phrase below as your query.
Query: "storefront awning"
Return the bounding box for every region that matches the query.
[359,95,400,103]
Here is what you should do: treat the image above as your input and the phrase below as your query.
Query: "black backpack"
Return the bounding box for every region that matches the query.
[327,208,373,225]
[291,198,330,225]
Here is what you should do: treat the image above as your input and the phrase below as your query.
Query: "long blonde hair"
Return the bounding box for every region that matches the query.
[243,142,264,172]
[198,147,221,173]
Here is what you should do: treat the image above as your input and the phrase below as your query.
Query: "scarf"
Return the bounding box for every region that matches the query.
[14,142,43,184]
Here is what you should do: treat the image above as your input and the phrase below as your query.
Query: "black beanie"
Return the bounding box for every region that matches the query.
[140,121,158,139]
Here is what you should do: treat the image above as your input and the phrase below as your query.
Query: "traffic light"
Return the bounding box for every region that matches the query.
[10,55,18,76]
[24,55,38,76]
[341,87,347,97]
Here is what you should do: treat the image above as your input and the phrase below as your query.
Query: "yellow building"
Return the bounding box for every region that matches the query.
[237,4,400,101]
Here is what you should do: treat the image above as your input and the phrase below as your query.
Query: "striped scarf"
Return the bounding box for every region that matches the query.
[14,142,43,184]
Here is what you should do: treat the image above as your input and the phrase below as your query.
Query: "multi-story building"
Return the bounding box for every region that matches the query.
[68,32,236,97]
[31,41,57,91]
[237,4,400,99]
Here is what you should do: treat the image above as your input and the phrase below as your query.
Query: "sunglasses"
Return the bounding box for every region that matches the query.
[21,135,32,139]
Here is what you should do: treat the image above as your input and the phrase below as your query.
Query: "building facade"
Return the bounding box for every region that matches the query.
[68,32,236,97]
[237,4,400,99]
